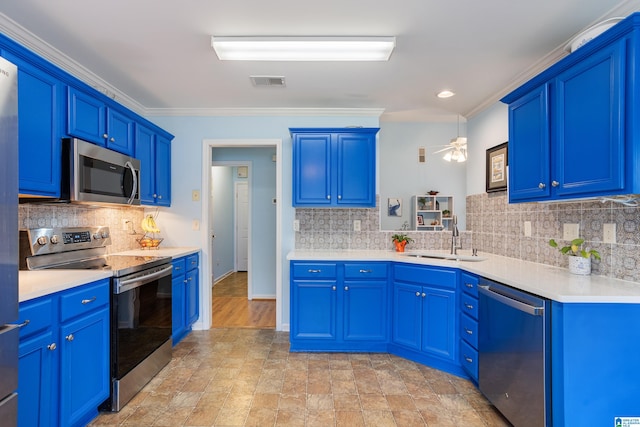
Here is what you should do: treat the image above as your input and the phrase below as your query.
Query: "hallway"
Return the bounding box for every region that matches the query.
[212,272,276,328]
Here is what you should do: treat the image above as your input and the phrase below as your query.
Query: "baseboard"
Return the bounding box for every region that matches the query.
[212,270,234,285]
[250,293,276,300]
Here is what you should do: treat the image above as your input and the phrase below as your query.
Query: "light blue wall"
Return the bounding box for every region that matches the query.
[379,121,468,230]
[211,166,235,281]
[213,147,277,298]
[466,102,509,196]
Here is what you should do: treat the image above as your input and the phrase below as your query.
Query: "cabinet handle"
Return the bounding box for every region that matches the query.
[552,180,559,187]
[65,334,74,342]
[47,343,57,351]
[465,283,474,289]
[110,137,115,142]
[81,296,97,305]
[158,195,163,199]
[332,286,337,291]
[464,355,473,363]
[538,182,546,189]
[338,195,342,200]
[464,328,473,335]
[344,286,349,291]
[422,292,426,298]
[308,269,322,273]
[359,269,372,273]
[415,291,421,297]
[184,279,188,284]
[17,319,30,328]
[153,193,158,198]
[465,303,474,310]
[326,195,331,200]
[103,133,108,139]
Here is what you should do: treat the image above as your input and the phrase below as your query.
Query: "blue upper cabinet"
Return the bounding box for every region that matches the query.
[291,128,379,207]
[67,87,135,155]
[503,14,640,203]
[135,124,171,206]
[1,52,63,197]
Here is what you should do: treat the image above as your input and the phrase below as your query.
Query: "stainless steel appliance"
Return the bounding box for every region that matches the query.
[478,279,550,427]
[0,55,19,427]
[19,226,172,412]
[62,137,141,206]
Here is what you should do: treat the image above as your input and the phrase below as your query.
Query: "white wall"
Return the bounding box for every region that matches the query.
[466,102,509,196]
[379,121,468,230]
[210,166,235,281]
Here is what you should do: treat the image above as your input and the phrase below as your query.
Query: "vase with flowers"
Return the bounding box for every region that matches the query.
[549,238,600,275]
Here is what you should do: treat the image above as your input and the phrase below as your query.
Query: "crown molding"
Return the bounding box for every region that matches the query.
[145,107,385,117]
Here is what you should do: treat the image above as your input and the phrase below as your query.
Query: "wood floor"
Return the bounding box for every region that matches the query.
[212,272,276,329]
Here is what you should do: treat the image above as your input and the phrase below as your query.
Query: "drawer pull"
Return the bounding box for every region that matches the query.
[308,269,322,273]
[81,296,97,305]
[47,343,57,351]
[464,355,473,363]
[65,334,74,342]
[465,303,474,310]
[464,328,473,335]
[359,269,372,273]
[465,283,474,289]
[415,291,421,297]
[421,292,426,298]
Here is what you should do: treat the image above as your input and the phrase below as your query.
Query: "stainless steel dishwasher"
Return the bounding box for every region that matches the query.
[478,279,550,427]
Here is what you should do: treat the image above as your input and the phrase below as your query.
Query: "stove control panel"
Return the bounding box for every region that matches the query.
[20,226,112,256]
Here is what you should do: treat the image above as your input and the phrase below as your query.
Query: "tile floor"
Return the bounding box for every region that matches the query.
[90,328,511,426]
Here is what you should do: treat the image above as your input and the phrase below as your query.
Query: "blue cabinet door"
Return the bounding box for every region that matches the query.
[59,307,110,427]
[154,134,172,206]
[186,268,199,326]
[135,124,156,205]
[553,39,625,197]
[3,53,62,197]
[291,280,337,340]
[336,132,376,206]
[342,281,388,341]
[392,282,422,350]
[106,108,134,155]
[67,87,107,145]
[18,331,56,427]
[292,132,332,206]
[508,84,551,202]
[172,274,186,344]
[421,286,456,361]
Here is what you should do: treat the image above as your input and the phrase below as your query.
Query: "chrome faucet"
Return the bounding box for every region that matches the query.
[451,215,462,255]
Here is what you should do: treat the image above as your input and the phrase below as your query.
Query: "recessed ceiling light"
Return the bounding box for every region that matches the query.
[437,90,455,99]
[211,36,396,61]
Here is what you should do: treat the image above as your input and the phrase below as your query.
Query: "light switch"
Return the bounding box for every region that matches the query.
[293,220,300,232]
[603,223,616,243]
[563,223,580,241]
[192,190,200,201]
[353,220,361,232]
[524,221,532,237]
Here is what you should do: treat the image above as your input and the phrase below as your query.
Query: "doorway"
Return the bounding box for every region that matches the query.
[201,139,283,330]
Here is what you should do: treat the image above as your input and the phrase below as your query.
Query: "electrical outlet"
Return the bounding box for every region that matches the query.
[603,223,616,243]
[293,220,300,232]
[353,220,361,232]
[563,223,580,241]
[524,221,532,237]
[192,190,200,202]
[192,219,200,230]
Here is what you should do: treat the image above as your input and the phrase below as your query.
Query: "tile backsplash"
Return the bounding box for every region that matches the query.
[295,193,640,283]
[19,203,145,253]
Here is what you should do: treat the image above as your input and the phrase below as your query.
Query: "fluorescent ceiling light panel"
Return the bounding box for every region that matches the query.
[211,36,396,61]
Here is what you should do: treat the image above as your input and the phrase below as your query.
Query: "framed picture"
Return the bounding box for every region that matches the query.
[417,215,424,226]
[486,142,508,193]
[388,198,402,216]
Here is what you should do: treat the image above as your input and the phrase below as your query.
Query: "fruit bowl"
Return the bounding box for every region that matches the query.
[136,237,164,249]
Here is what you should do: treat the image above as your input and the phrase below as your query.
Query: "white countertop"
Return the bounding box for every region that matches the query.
[287,249,640,303]
[19,247,200,302]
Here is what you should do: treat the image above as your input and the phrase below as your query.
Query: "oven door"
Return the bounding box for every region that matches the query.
[112,264,172,380]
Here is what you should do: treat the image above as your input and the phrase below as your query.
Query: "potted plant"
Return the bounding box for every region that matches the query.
[549,238,601,275]
[392,233,414,252]
[442,209,451,218]
[417,197,427,210]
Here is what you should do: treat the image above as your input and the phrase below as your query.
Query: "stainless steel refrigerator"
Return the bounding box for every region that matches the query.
[0,56,19,425]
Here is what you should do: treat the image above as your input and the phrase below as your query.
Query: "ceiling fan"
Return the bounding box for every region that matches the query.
[433,115,467,162]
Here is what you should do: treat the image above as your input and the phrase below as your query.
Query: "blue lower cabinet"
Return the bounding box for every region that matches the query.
[17,279,110,427]
[290,261,389,351]
[172,253,200,345]
[172,273,187,343]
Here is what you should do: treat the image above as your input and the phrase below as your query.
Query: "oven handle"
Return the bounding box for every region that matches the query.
[115,264,172,294]
[478,285,544,316]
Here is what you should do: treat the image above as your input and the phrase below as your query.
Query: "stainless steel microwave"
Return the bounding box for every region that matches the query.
[63,138,141,206]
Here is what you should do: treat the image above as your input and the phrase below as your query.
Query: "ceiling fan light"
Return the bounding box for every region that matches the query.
[457,150,467,162]
[443,151,453,162]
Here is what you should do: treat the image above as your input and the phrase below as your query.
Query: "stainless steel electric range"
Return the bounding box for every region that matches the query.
[19,226,173,412]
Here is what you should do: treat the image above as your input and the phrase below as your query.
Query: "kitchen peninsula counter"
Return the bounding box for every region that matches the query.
[116,247,199,258]
[287,250,640,303]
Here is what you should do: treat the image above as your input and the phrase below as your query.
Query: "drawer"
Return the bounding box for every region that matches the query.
[60,279,110,323]
[460,339,479,382]
[186,253,199,271]
[172,257,186,276]
[394,264,456,289]
[344,262,387,280]
[291,262,337,279]
[18,296,54,339]
[460,313,478,348]
[460,292,479,320]
[460,272,479,298]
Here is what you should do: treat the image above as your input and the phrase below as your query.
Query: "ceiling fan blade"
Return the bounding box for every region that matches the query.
[433,147,453,153]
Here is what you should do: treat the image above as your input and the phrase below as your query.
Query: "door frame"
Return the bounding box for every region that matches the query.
[201,139,283,330]
[234,180,249,276]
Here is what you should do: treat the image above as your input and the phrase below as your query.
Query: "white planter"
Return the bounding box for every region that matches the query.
[568,256,591,275]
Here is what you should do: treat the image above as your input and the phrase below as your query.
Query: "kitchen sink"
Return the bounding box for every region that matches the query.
[400,251,487,262]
